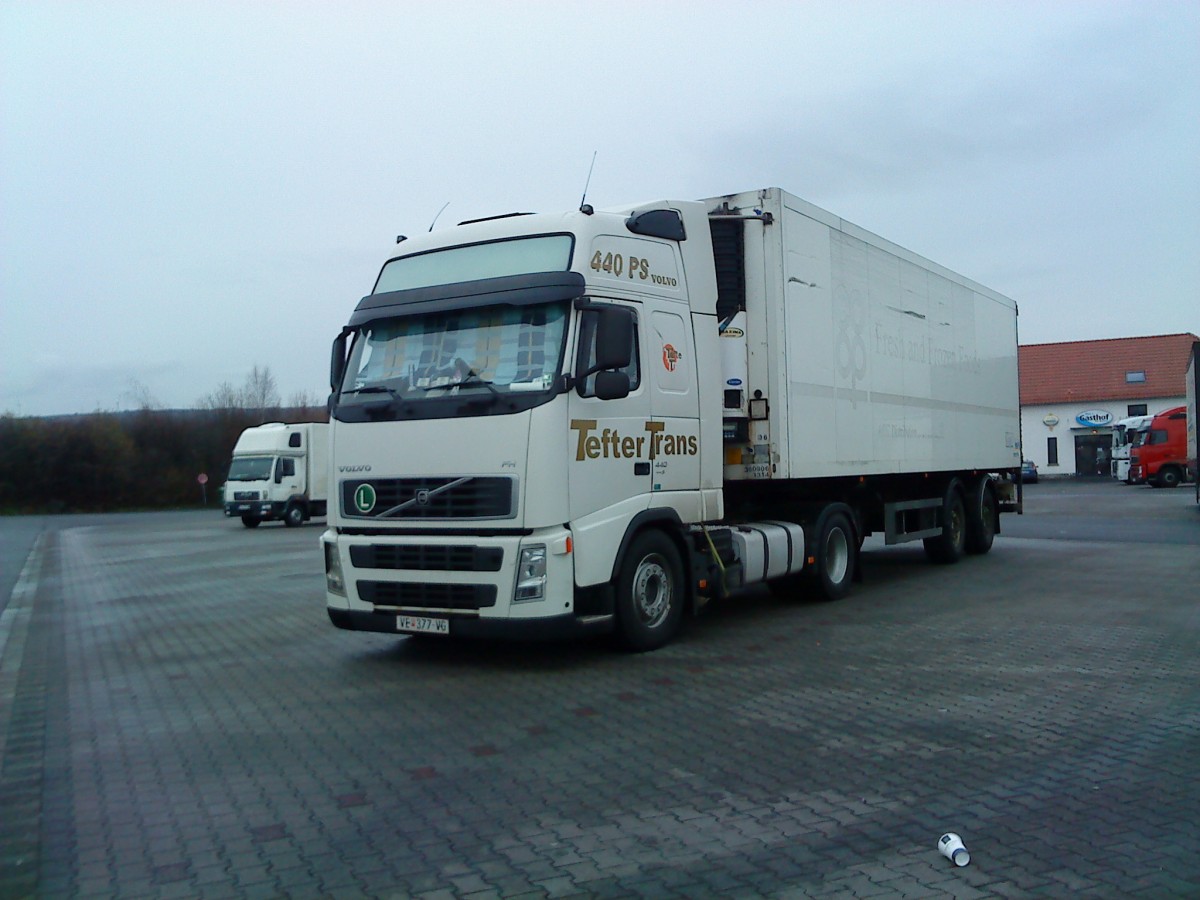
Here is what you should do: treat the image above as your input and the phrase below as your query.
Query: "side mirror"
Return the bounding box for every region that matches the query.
[594,371,631,401]
[274,466,285,484]
[330,331,349,392]
[594,307,633,370]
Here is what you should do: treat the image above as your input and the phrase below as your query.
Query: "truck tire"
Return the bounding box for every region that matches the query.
[1157,467,1181,488]
[965,477,997,555]
[811,509,855,601]
[284,504,305,527]
[241,515,261,529]
[615,530,684,652]
[924,481,966,564]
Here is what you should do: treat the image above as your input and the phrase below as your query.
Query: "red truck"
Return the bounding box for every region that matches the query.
[1129,406,1190,488]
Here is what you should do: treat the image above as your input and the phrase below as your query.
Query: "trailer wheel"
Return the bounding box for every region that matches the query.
[615,530,684,652]
[812,510,856,601]
[965,477,997,555]
[924,482,966,564]
[283,504,305,527]
[241,515,261,529]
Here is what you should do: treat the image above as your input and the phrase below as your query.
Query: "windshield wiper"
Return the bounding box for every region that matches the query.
[340,385,402,409]
[458,368,501,400]
[412,361,501,403]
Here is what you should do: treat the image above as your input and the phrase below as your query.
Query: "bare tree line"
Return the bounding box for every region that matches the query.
[1,366,326,514]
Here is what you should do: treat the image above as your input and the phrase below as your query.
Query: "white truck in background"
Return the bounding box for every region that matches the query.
[223,422,330,528]
[1111,414,1154,483]
[322,187,1022,650]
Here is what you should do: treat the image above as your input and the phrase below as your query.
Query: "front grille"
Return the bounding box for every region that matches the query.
[343,476,516,520]
[350,545,503,572]
[233,491,259,501]
[358,581,497,610]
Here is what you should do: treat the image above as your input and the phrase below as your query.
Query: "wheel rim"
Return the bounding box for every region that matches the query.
[981,495,995,536]
[631,554,672,628]
[950,502,965,546]
[824,527,849,584]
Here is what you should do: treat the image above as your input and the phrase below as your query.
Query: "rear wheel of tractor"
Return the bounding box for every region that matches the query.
[812,510,855,601]
[965,477,997,555]
[924,481,966,564]
[284,504,305,527]
[615,530,684,652]
[241,515,261,529]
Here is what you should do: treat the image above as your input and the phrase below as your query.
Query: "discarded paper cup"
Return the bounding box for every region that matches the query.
[938,832,970,867]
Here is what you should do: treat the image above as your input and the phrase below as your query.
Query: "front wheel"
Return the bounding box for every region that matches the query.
[812,510,856,601]
[241,515,261,529]
[1157,467,1182,489]
[283,504,305,527]
[615,530,685,652]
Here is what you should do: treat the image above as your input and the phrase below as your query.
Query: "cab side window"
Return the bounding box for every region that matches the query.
[575,307,640,398]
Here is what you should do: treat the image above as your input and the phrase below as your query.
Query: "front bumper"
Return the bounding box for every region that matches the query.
[225,501,284,520]
[323,527,610,641]
[326,607,611,641]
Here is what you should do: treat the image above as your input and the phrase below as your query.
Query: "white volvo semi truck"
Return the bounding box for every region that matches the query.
[322,187,1021,650]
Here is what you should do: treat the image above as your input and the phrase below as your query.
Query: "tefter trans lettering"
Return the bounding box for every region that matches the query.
[571,419,699,461]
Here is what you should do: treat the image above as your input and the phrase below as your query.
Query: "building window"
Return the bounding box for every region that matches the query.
[1047,437,1058,466]
[1127,403,1147,416]
[1125,371,1146,383]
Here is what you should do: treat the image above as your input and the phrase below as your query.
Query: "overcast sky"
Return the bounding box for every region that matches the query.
[2,1,1197,417]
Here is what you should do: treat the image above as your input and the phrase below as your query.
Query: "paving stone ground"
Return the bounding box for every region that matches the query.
[1,487,1198,898]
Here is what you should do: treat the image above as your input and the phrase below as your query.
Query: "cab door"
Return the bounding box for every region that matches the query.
[275,456,304,499]
[567,298,651,581]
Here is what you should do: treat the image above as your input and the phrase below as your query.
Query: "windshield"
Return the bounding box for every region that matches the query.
[227,456,275,481]
[375,235,573,293]
[340,302,569,406]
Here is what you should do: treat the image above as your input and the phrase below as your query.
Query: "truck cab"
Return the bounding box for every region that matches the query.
[1129,406,1189,487]
[224,422,330,527]
[323,202,721,645]
[1111,415,1153,483]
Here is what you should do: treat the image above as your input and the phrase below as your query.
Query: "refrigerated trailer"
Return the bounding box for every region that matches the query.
[322,187,1022,650]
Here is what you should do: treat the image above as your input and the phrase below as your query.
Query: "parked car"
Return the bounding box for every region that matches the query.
[1021,459,1039,483]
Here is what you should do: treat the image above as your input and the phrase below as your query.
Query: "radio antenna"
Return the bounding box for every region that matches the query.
[579,151,598,213]
[428,201,450,232]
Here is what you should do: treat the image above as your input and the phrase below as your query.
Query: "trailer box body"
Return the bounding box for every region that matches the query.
[710,189,1020,484]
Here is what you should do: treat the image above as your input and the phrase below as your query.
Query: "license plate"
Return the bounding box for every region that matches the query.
[396,615,449,636]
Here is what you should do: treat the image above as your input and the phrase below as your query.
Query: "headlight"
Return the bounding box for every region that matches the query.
[514,545,547,602]
[324,541,346,596]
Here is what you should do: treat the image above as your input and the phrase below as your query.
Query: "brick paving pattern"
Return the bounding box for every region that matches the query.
[1,508,1198,897]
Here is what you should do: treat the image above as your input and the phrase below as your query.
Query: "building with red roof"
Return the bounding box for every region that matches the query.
[1019,333,1197,478]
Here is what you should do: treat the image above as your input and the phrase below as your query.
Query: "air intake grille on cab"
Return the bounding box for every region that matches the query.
[350,545,503,572]
[357,581,497,610]
[342,476,516,520]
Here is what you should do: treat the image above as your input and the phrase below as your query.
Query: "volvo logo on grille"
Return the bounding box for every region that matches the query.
[415,489,431,505]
